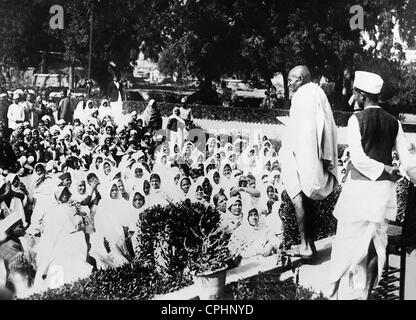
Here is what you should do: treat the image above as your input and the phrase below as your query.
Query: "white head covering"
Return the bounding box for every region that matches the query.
[353,71,383,94]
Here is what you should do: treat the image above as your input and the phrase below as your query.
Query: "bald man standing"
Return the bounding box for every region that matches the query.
[275,66,338,259]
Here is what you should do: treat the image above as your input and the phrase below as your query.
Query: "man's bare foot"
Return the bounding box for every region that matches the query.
[326,283,339,300]
[284,245,314,259]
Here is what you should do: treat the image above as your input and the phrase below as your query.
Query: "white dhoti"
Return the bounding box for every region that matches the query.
[329,179,396,299]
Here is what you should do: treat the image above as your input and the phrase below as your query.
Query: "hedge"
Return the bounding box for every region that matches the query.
[24,264,192,300]
[68,98,416,128]
[279,188,340,250]
[121,101,353,127]
[67,98,351,127]
[225,269,327,300]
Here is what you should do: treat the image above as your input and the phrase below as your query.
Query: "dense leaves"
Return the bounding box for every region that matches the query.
[134,201,233,275]
[1,0,415,110]
[121,100,353,127]
[225,269,327,300]
[24,264,193,300]
[279,188,340,250]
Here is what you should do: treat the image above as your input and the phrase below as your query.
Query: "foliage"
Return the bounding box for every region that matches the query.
[1,0,415,110]
[395,63,416,108]
[225,269,327,300]
[147,90,182,104]
[23,263,192,300]
[0,0,63,68]
[134,201,233,276]
[396,178,410,224]
[279,188,340,250]
[121,100,353,127]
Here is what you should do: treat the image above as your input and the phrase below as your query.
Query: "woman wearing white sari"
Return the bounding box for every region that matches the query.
[187,177,209,206]
[129,190,149,256]
[27,164,57,234]
[98,160,115,185]
[206,137,218,159]
[146,173,172,208]
[219,162,234,197]
[1,174,29,229]
[126,162,150,194]
[220,196,242,233]
[181,143,194,167]
[98,99,112,121]
[90,182,132,269]
[229,207,280,262]
[207,169,221,197]
[173,176,192,203]
[152,152,171,175]
[258,184,283,237]
[33,187,92,293]
[73,100,88,125]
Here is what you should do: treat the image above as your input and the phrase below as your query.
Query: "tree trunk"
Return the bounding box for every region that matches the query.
[282,69,290,109]
[68,63,74,90]
[343,65,353,111]
[334,68,344,110]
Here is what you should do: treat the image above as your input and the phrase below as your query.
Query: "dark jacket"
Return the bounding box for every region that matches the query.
[58,97,73,123]
[0,99,9,127]
[0,139,17,170]
[107,81,125,103]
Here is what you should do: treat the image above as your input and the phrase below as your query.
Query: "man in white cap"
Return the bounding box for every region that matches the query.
[278,65,338,259]
[329,71,416,300]
[7,94,24,130]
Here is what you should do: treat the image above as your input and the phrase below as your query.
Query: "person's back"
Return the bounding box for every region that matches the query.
[354,108,398,167]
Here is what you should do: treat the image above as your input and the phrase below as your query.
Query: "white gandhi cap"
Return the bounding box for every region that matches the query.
[353,71,384,94]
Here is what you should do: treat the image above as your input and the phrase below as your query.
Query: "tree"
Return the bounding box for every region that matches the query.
[0,0,63,70]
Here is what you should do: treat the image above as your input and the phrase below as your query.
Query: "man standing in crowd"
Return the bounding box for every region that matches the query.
[329,71,416,300]
[0,125,18,171]
[0,93,8,127]
[7,94,25,132]
[24,92,40,128]
[35,95,54,127]
[277,65,338,259]
[107,63,125,125]
[58,89,72,124]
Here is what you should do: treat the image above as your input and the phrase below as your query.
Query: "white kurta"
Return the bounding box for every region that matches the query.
[7,103,25,130]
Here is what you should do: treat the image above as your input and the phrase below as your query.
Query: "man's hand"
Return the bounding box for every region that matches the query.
[384,165,402,183]
[323,159,333,171]
[230,187,241,197]
[4,181,11,194]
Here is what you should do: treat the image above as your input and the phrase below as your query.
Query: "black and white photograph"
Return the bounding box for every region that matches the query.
[0,0,416,305]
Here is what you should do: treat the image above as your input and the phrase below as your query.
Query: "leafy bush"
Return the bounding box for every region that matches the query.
[23,264,192,300]
[279,187,340,250]
[121,101,353,127]
[396,178,410,224]
[147,90,183,103]
[225,269,327,300]
[134,201,233,275]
